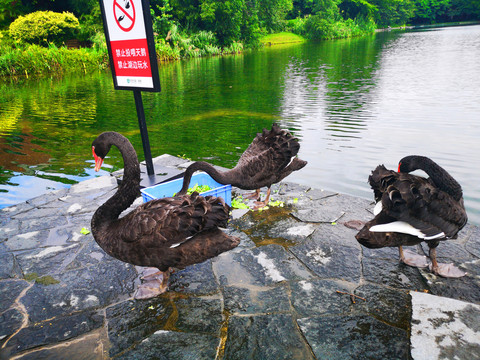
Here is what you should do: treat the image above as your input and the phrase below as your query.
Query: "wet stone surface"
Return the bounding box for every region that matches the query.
[224,314,315,360]
[0,154,479,359]
[298,314,409,359]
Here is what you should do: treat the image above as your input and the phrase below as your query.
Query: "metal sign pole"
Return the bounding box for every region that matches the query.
[133,90,154,176]
[98,0,160,179]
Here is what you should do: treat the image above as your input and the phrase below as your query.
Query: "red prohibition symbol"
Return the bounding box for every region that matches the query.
[113,0,136,32]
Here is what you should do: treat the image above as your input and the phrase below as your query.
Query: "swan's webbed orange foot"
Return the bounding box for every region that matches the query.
[427,247,466,277]
[243,189,261,201]
[429,263,466,278]
[134,268,171,300]
[343,220,365,231]
[399,248,429,268]
[253,200,269,210]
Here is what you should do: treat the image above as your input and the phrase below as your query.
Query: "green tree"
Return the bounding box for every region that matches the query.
[0,0,26,28]
[214,0,244,45]
[314,0,342,20]
[151,0,175,36]
[339,0,377,20]
[169,0,202,31]
[412,0,451,23]
[258,0,293,31]
[288,0,317,18]
[448,0,480,19]
[369,0,415,26]
[15,0,97,18]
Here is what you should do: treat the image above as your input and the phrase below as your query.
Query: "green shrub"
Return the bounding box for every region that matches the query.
[9,11,80,47]
[287,17,307,35]
[154,38,181,61]
[304,15,375,40]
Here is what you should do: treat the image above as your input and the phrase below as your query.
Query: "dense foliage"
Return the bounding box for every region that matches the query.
[0,0,479,76]
[9,11,79,46]
[2,0,480,44]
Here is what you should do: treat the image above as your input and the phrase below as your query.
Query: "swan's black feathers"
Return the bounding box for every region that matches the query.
[91,132,239,274]
[178,123,307,195]
[370,165,466,239]
[115,192,229,246]
[356,158,467,250]
[237,123,302,181]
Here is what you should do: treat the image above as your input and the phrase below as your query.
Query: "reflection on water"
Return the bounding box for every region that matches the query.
[1,25,480,224]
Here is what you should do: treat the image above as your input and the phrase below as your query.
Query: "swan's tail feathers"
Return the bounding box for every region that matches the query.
[187,192,230,230]
[285,157,307,172]
[173,228,240,268]
[355,215,424,249]
[264,123,300,152]
[369,221,445,240]
[355,224,391,249]
[368,165,396,201]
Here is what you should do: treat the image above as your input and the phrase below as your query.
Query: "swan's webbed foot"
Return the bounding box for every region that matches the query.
[429,262,466,278]
[343,220,365,231]
[399,247,429,268]
[428,247,466,277]
[252,188,272,210]
[253,200,269,210]
[134,268,171,300]
[243,189,261,201]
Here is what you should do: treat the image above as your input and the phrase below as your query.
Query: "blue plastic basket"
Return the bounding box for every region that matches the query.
[141,172,232,206]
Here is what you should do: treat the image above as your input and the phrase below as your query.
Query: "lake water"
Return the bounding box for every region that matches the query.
[1,25,480,224]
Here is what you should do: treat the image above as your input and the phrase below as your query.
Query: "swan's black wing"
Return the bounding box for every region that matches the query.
[98,193,234,271]
[368,165,467,239]
[238,123,299,165]
[236,123,302,184]
[115,192,229,247]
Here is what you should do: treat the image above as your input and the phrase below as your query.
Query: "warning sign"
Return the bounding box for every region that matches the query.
[114,0,135,32]
[99,0,160,92]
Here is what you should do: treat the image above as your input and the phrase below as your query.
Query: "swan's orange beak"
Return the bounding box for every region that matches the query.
[92,146,103,172]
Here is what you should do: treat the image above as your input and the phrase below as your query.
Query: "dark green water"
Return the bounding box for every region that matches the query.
[1,25,480,224]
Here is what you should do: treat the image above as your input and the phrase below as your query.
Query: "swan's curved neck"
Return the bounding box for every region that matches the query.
[92,134,140,227]
[404,156,463,201]
[178,161,232,195]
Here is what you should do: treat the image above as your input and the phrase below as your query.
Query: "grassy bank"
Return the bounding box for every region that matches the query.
[260,32,306,45]
[0,28,358,78]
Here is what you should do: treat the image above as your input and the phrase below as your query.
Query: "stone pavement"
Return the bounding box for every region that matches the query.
[1,154,479,359]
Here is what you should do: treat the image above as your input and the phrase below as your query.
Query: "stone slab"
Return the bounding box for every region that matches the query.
[224,314,314,360]
[298,314,409,359]
[410,291,480,360]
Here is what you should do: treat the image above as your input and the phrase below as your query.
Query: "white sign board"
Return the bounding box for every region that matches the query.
[99,0,160,91]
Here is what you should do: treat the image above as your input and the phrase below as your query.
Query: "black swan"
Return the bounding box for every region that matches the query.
[355,155,468,277]
[177,123,307,207]
[90,132,240,299]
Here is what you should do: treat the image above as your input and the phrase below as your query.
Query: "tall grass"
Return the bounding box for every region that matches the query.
[0,43,108,77]
[223,41,244,54]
